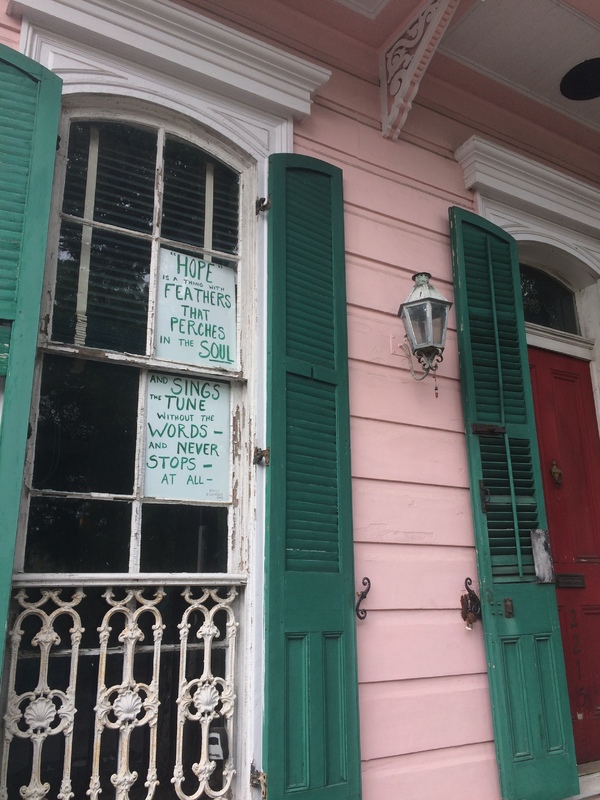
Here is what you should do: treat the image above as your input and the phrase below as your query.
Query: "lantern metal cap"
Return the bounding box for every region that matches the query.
[398,272,452,316]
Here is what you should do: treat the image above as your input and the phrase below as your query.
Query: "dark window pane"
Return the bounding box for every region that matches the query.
[52,225,151,353]
[52,221,82,344]
[62,123,156,233]
[62,122,90,218]
[94,123,156,233]
[161,136,207,247]
[33,355,139,494]
[162,136,239,254]
[520,264,579,334]
[213,161,239,254]
[25,497,130,572]
[140,504,228,572]
[86,229,151,353]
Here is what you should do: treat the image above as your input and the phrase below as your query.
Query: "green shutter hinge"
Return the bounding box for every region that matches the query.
[256,195,271,214]
[253,447,270,466]
[479,480,490,513]
[0,323,11,377]
[471,423,506,435]
[250,763,267,799]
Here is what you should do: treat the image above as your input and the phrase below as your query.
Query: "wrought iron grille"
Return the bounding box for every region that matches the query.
[0,584,239,800]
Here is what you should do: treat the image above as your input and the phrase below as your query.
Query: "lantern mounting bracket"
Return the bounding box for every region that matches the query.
[401,341,444,380]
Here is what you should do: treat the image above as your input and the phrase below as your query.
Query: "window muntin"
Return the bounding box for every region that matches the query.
[520,264,579,335]
[21,119,243,577]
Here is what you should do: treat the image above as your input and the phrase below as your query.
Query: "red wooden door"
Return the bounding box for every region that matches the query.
[529,346,600,764]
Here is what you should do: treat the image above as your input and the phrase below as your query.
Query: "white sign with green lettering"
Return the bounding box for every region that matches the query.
[155,248,237,368]
[144,373,230,501]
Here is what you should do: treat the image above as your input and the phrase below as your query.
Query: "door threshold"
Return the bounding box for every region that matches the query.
[571,762,600,799]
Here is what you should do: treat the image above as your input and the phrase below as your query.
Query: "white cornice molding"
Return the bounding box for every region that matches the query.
[22,26,292,163]
[455,136,600,240]
[8,0,330,119]
[380,0,460,139]
[333,0,392,20]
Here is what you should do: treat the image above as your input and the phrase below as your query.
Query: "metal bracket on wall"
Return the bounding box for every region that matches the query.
[355,577,371,620]
[460,577,482,630]
[253,447,270,466]
[250,764,267,799]
[256,195,271,214]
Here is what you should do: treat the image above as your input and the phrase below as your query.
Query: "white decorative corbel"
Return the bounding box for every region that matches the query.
[380,0,460,139]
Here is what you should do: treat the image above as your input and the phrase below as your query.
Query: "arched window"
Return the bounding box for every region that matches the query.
[520,264,579,334]
[3,112,251,800]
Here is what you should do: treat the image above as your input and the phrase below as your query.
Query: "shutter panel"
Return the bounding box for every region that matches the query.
[0,46,62,661]
[450,207,578,800]
[264,154,361,800]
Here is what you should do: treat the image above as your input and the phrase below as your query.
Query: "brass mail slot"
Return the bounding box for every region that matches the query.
[556,574,585,588]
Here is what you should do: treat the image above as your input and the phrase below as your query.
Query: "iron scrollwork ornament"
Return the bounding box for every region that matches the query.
[355,577,371,620]
[460,577,482,630]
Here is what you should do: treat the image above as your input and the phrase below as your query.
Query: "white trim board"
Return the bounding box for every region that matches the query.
[8,0,330,120]
[455,136,600,242]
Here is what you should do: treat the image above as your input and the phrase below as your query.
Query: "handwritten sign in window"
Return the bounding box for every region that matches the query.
[155,249,237,368]
[144,372,230,501]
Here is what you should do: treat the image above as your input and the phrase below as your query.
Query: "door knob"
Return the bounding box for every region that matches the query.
[551,460,563,487]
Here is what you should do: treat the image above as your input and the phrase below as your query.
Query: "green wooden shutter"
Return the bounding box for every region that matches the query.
[0,46,62,663]
[450,207,578,800]
[264,154,361,800]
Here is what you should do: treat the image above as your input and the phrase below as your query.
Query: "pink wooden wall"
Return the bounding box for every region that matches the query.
[294,66,499,800]
[280,6,599,796]
[0,0,19,48]
[4,1,600,799]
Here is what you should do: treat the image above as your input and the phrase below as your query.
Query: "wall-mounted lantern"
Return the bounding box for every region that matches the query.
[398,272,452,381]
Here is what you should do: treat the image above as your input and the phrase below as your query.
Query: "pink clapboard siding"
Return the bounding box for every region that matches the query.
[362,742,501,800]
[0,0,19,47]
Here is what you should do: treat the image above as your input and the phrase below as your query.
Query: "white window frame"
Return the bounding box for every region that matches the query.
[7,1,331,792]
[18,103,255,584]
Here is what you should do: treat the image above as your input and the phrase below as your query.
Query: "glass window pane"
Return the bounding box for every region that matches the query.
[25,497,131,572]
[162,136,207,247]
[52,224,151,353]
[162,136,239,254]
[94,123,156,233]
[520,264,579,334]
[52,221,82,344]
[86,228,151,353]
[213,161,239,254]
[62,123,156,233]
[140,504,228,572]
[62,122,90,218]
[32,355,139,494]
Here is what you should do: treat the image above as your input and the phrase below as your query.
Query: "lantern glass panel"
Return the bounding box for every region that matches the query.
[431,303,449,348]
[406,303,430,349]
